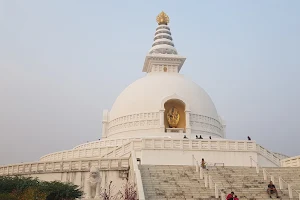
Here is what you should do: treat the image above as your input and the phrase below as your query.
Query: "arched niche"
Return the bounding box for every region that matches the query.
[164,99,186,132]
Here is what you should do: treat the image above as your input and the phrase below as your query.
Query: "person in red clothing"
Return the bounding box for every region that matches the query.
[226,192,234,200]
[234,195,239,200]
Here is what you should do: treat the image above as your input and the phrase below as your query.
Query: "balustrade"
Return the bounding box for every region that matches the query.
[281,155,300,167]
[0,158,129,176]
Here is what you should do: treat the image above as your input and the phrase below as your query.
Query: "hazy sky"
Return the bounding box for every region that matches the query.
[0,1,299,165]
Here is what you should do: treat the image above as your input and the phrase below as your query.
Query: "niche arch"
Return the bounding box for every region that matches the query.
[164,99,186,131]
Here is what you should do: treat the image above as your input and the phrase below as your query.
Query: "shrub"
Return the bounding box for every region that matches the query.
[0,193,18,200]
[0,176,83,200]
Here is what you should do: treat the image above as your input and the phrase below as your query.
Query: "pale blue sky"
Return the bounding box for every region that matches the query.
[0,1,299,165]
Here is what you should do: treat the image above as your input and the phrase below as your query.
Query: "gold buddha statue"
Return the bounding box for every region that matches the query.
[167,107,180,128]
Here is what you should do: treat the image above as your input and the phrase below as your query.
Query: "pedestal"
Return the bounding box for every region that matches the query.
[166,128,184,133]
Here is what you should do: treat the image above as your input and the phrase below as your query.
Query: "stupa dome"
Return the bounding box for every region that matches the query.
[109,73,219,121]
[106,72,224,139]
[102,12,225,139]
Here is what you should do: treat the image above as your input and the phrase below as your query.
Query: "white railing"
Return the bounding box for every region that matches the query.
[273,152,289,160]
[192,155,225,200]
[72,136,171,150]
[250,156,300,199]
[129,151,145,200]
[41,137,170,162]
[262,168,300,199]
[278,176,298,199]
[40,146,117,161]
[256,144,281,166]
[249,156,260,173]
[102,140,142,158]
[192,155,200,173]
[142,139,256,151]
[281,155,300,167]
[100,139,257,161]
[73,138,140,149]
[37,139,281,167]
[0,158,129,176]
[209,175,226,200]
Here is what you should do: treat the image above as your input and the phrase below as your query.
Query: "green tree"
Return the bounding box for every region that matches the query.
[0,193,18,200]
[0,176,83,200]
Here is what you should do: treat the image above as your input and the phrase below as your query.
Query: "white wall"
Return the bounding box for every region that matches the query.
[281,155,300,167]
[24,171,128,198]
[257,155,279,167]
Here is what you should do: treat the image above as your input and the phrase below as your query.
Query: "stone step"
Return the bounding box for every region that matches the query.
[140,165,300,200]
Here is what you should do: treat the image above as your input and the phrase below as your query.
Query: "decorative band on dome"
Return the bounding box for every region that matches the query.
[155,29,171,36]
[156,25,170,31]
[154,34,173,41]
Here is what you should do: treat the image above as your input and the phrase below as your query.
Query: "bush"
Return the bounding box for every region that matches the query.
[0,176,83,200]
[0,193,18,200]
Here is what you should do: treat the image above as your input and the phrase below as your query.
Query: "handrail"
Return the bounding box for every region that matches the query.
[41,139,275,163]
[192,155,225,200]
[192,155,199,172]
[265,168,300,198]
[278,177,300,199]
[40,146,117,161]
[101,139,142,159]
[73,136,172,150]
[214,163,224,167]
[264,169,300,199]
[256,144,281,166]
[249,156,260,173]
[40,139,141,162]
[0,157,129,176]
[129,151,145,200]
[209,174,226,200]
[251,156,300,199]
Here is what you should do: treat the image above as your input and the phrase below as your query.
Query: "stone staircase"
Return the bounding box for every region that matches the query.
[264,167,300,197]
[139,165,300,200]
[206,166,291,200]
[140,165,217,200]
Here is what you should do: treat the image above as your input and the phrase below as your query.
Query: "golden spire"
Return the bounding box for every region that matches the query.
[156,11,169,25]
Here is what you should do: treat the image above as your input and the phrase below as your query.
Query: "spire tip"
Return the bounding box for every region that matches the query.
[156,11,169,25]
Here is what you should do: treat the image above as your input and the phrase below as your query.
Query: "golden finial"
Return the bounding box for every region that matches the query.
[156,11,169,25]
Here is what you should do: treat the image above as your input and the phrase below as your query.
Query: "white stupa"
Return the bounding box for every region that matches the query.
[0,11,297,200]
[103,11,225,140]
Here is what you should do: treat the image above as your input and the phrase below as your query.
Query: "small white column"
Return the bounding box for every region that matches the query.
[102,122,107,138]
[102,110,109,138]
[200,166,203,179]
[159,109,165,132]
[185,110,191,136]
[288,184,293,198]
[279,177,283,190]
[209,175,213,189]
[263,168,267,180]
[215,183,218,198]
[204,174,208,188]
[271,175,275,183]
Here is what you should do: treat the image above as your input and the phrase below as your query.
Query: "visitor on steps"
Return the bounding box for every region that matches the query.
[183,135,188,139]
[196,135,199,139]
[201,158,207,170]
[267,181,279,198]
[226,192,234,200]
[234,195,239,200]
[199,135,203,139]
[248,136,251,141]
